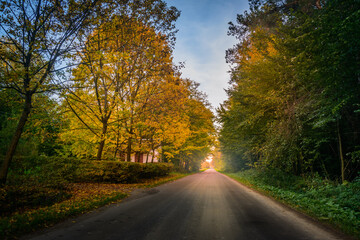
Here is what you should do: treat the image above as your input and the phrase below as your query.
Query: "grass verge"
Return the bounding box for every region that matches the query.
[0,172,189,239]
[222,169,360,239]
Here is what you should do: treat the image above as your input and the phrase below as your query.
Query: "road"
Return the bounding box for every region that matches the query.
[26,169,344,240]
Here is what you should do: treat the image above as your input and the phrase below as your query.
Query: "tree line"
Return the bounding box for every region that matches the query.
[0,0,215,184]
[218,0,359,182]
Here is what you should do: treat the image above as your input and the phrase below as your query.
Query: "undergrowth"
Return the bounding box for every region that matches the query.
[0,188,128,239]
[0,155,188,239]
[224,169,360,239]
[0,172,188,239]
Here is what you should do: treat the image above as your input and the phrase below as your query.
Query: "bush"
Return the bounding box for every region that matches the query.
[76,161,173,183]
[6,156,82,186]
[7,156,174,184]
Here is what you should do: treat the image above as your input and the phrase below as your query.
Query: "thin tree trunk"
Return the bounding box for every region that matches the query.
[114,131,119,160]
[126,137,132,162]
[97,140,105,160]
[96,120,108,160]
[137,138,143,163]
[337,121,345,183]
[114,146,118,160]
[119,151,123,161]
[151,148,155,163]
[184,160,189,172]
[0,96,32,185]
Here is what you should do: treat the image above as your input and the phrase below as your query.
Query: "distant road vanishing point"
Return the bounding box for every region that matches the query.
[27,169,344,240]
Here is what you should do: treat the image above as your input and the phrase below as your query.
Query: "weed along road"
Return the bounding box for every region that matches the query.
[27,169,343,240]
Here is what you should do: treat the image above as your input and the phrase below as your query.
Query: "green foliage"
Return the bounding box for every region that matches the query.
[165,80,215,172]
[76,161,173,183]
[226,169,360,237]
[6,156,173,185]
[7,156,79,186]
[219,0,360,180]
[0,91,64,158]
[0,0,184,184]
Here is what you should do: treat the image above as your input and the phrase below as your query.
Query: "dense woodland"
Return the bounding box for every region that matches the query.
[218,0,360,182]
[0,0,215,185]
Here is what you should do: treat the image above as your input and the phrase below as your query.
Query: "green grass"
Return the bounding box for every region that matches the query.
[223,169,360,239]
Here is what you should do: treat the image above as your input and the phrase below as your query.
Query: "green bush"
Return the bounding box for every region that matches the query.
[6,156,82,186]
[7,156,174,184]
[75,161,173,183]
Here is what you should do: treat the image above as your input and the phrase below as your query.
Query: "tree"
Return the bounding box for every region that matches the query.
[219,0,360,181]
[61,4,180,160]
[0,0,102,184]
[167,80,215,171]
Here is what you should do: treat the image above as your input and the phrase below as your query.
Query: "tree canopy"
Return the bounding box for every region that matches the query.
[0,0,214,184]
[218,0,360,182]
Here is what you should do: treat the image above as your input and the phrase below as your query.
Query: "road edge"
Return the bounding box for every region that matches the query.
[219,170,357,240]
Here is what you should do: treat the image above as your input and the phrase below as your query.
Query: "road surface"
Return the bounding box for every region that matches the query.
[26,169,344,240]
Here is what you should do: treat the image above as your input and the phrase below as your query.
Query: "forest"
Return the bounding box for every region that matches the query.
[0,0,215,184]
[218,0,360,183]
[215,1,360,235]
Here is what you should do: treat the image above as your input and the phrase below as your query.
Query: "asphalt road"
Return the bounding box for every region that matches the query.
[26,169,344,240]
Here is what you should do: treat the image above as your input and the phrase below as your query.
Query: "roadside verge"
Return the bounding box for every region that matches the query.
[222,170,360,240]
[0,172,189,239]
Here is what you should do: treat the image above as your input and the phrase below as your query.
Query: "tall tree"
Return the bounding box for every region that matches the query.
[0,0,101,184]
[62,4,180,160]
[166,80,215,171]
[220,0,360,181]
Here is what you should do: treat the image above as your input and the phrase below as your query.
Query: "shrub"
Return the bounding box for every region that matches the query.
[7,156,174,184]
[75,161,173,183]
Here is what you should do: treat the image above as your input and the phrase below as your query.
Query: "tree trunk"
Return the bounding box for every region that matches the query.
[126,137,132,162]
[0,96,32,185]
[337,121,345,183]
[137,138,143,163]
[96,120,108,160]
[152,148,155,163]
[119,151,125,161]
[97,140,106,160]
[184,160,189,172]
[114,133,119,160]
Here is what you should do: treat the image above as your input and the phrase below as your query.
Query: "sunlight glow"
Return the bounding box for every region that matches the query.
[205,156,213,163]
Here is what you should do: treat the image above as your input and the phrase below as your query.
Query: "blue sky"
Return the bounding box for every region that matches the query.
[164,0,249,110]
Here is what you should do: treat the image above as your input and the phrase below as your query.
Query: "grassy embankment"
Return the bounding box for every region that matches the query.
[223,169,360,239]
[0,156,188,239]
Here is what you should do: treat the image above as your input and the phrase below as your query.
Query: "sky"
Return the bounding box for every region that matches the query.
[164,0,249,111]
